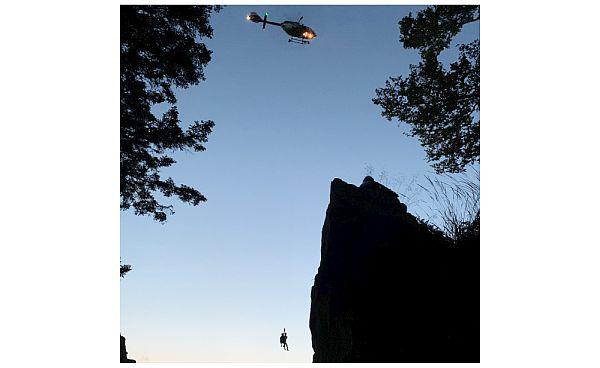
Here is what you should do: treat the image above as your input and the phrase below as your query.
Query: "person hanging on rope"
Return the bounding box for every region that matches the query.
[280,329,289,351]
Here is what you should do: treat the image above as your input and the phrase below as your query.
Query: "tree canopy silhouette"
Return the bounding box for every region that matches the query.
[121,5,221,222]
[120,261,132,278]
[373,5,480,173]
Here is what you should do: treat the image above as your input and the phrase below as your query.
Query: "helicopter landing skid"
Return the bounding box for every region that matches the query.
[288,37,310,45]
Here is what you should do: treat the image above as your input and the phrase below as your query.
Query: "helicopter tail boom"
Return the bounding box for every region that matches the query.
[246,12,282,28]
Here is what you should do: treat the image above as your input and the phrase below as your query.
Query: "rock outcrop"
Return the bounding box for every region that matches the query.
[309,177,479,362]
[120,335,136,363]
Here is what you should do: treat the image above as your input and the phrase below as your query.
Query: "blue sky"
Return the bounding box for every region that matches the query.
[120,5,479,363]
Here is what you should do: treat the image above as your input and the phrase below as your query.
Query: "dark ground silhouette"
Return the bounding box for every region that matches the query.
[310,177,479,362]
[120,335,136,363]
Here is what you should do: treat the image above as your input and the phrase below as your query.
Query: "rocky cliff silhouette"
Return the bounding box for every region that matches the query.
[309,177,479,362]
[120,335,136,363]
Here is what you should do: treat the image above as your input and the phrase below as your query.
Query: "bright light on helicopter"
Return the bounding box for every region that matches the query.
[246,15,251,21]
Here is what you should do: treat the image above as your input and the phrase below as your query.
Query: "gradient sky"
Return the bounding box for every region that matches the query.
[120,5,479,363]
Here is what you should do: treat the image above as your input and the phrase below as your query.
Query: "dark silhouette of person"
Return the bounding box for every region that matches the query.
[280,329,289,351]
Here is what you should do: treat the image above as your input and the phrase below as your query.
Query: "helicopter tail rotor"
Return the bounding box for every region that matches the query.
[262,12,268,29]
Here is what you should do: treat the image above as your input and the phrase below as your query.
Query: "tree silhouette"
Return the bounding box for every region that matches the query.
[120,5,221,222]
[373,5,479,173]
[120,261,132,278]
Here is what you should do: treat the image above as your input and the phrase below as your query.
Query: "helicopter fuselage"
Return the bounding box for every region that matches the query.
[281,21,317,40]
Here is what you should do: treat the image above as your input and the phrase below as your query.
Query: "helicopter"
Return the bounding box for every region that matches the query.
[246,12,317,45]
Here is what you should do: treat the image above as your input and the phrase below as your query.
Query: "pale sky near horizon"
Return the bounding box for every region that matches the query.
[120,5,479,363]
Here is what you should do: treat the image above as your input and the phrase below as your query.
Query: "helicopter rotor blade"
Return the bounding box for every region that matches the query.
[298,16,303,22]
